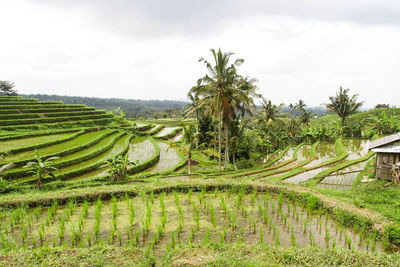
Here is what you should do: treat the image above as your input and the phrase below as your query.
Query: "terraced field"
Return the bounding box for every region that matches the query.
[0,131,79,152]
[0,190,384,253]
[149,142,181,173]
[1,96,398,265]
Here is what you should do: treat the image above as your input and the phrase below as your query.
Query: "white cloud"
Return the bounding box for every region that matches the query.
[1,0,400,107]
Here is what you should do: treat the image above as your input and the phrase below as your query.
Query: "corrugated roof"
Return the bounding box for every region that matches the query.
[369,133,400,149]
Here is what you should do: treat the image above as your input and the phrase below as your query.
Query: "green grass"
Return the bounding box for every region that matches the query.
[2,130,113,164]
[1,243,399,266]
[0,131,80,153]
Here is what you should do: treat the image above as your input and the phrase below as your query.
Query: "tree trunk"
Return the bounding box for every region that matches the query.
[232,144,237,170]
[224,122,229,170]
[341,116,346,127]
[37,175,42,189]
[195,110,199,149]
[218,110,222,172]
[188,150,191,174]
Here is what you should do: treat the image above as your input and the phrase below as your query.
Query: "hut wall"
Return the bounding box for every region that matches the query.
[376,152,400,180]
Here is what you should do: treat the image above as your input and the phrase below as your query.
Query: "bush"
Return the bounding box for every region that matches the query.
[306,195,319,210]
[385,225,400,246]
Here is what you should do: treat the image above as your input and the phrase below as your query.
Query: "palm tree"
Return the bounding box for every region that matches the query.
[326,87,363,126]
[170,123,197,174]
[191,49,243,171]
[290,100,307,114]
[24,150,59,188]
[259,98,284,125]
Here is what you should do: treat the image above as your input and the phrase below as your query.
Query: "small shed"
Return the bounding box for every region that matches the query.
[369,133,400,181]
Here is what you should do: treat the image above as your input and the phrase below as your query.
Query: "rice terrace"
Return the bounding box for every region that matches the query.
[2,2,400,264]
[1,55,400,266]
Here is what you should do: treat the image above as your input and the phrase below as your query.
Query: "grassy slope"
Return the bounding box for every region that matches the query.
[0,242,399,266]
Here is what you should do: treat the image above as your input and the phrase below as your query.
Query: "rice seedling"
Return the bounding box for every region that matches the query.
[209,205,217,228]
[20,224,27,246]
[118,231,122,246]
[170,232,175,248]
[303,218,308,233]
[150,191,154,204]
[177,220,183,237]
[94,221,100,241]
[31,236,36,248]
[220,196,227,215]
[68,199,75,217]
[87,232,91,247]
[125,192,130,207]
[332,238,337,249]
[260,225,264,244]
[239,226,244,243]
[188,188,193,203]
[112,196,117,219]
[252,219,257,234]
[277,191,283,211]
[83,200,89,219]
[134,228,139,244]
[203,228,210,243]
[58,217,65,243]
[113,217,117,231]
[33,206,41,220]
[325,225,330,245]
[241,205,247,217]
[372,238,376,252]
[291,227,297,247]
[365,236,371,250]
[129,201,135,229]
[193,202,200,230]
[188,226,195,244]
[250,190,257,207]
[275,230,280,246]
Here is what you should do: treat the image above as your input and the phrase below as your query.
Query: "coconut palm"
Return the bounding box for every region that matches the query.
[24,150,59,189]
[189,48,243,171]
[326,87,363,126]
[290,100,306,114]
[258,98,284,125]
[170,123,197,174]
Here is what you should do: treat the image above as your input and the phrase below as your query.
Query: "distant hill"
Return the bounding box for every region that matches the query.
[21,94,189,119]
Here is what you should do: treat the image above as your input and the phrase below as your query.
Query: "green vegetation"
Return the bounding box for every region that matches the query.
[1,57,400,266]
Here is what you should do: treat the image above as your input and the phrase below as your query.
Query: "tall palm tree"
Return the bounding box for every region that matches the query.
[170,123,197,174]
[326,87,363,126]
[259,98,284,125]
[191,49,243,171]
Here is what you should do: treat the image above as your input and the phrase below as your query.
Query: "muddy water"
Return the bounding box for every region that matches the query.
[2,191,384,254]
[148,142,180,173]
[155,127,179,137]
[296,145,312,162]
[285,142,336,184]
[169,132,183,142]
[318,161,368,189]
[128,139,156,164]
[318,139,371,189]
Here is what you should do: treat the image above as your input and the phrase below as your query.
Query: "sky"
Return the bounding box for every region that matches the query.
[1,0,400,107]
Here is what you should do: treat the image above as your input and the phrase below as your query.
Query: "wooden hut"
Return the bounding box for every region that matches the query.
[369,133,400,182]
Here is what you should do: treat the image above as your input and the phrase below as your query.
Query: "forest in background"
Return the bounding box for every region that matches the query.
[21,94,188,119]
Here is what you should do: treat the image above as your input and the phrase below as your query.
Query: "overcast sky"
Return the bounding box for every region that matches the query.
[1,0,400,107]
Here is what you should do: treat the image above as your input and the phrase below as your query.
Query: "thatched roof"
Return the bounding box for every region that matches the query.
[369,133,400,152]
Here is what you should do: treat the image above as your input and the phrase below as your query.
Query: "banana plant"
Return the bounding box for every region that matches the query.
[24,150,59,189]
[0,163,14,189]
[102,154,136,181]
[170,123,219,174]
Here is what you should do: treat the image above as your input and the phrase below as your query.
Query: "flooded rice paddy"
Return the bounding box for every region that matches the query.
[0,190,384,253]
